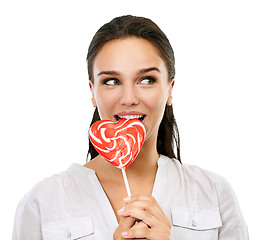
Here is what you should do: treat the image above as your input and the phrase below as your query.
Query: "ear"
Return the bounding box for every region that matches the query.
[166,78,175,106]
[89,81,97,108]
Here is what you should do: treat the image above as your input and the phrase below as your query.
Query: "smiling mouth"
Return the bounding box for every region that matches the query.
[115,115,145,122]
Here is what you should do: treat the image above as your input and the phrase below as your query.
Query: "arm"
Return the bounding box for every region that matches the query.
[214,176,249,240]
[12,195,42,240]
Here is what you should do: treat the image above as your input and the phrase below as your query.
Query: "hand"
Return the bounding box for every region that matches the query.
[113,217,149,240]
[113,215,138,240]
[114,195,171,239]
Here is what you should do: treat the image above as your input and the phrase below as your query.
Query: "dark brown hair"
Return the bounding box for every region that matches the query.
[86,15,181,162]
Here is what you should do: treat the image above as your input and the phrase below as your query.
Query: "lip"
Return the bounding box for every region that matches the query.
[116,111,145,116]
[114,111,146,122]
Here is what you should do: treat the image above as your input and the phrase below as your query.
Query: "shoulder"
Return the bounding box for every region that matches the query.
[163,155,229,190]
[182,162,231,190]
[162,155,238,207]
[180,162,237,200]
[23,164,91,207]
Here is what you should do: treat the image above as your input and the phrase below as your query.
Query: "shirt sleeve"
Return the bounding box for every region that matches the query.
[12,195,43,240]
[214,175,249,240]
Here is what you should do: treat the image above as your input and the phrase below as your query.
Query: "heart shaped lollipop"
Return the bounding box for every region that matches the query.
[89,118,146,170]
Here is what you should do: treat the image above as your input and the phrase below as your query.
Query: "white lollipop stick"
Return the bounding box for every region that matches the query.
[121,168,131,197]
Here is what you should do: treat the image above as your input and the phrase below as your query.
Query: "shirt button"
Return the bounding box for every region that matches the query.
[66,232,71,238]
[192,220,197,228]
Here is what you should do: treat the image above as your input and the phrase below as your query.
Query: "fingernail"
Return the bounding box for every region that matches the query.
[121,232,128,237]
[117,206,125,214]
[123,196,131,202]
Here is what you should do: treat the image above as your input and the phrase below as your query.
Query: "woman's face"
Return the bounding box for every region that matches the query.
[90,37,174,143]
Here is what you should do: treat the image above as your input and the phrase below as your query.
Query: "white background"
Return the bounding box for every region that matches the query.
[1,0,274,239]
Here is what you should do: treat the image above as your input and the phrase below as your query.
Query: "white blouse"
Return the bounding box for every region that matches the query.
[12,155,249,239]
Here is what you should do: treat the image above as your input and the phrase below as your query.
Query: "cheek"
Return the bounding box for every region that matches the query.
[94,89,115,106]
[144,90,168,113]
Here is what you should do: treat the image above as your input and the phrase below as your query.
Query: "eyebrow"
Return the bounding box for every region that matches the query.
[97,67,160,76]
[138,67,160,75]
[97,70,119,76]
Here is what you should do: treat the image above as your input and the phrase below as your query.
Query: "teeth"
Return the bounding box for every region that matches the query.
[118,115,144,120]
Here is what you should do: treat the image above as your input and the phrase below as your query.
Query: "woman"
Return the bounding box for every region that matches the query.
[13,15,249,239]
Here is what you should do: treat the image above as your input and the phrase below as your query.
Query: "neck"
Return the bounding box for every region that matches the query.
[126,141,159,176]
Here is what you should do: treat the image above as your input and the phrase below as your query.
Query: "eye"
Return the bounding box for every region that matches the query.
[104,78,120,86]
[138,77,156,85]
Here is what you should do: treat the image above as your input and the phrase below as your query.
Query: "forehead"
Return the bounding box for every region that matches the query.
[93,37,167,75]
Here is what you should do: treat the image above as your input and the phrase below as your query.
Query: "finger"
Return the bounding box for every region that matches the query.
[120,196,167,226]
[113,216,137,240]
[124,195,164,218]
[123,221,149,240]
[118,215,136,226]
[123,225,171,240]
[117,216,136,232]
[131,220,149,230]
[121,227,151,239]
[118,204,158,227]
[126,200,163,219]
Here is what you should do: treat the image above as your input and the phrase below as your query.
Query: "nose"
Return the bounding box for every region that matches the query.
[120,84,139,106]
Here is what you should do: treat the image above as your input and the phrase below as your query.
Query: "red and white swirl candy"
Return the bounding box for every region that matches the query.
[89,118,146,169]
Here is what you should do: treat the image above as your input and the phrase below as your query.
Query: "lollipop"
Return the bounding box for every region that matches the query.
[89,118,146,196]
